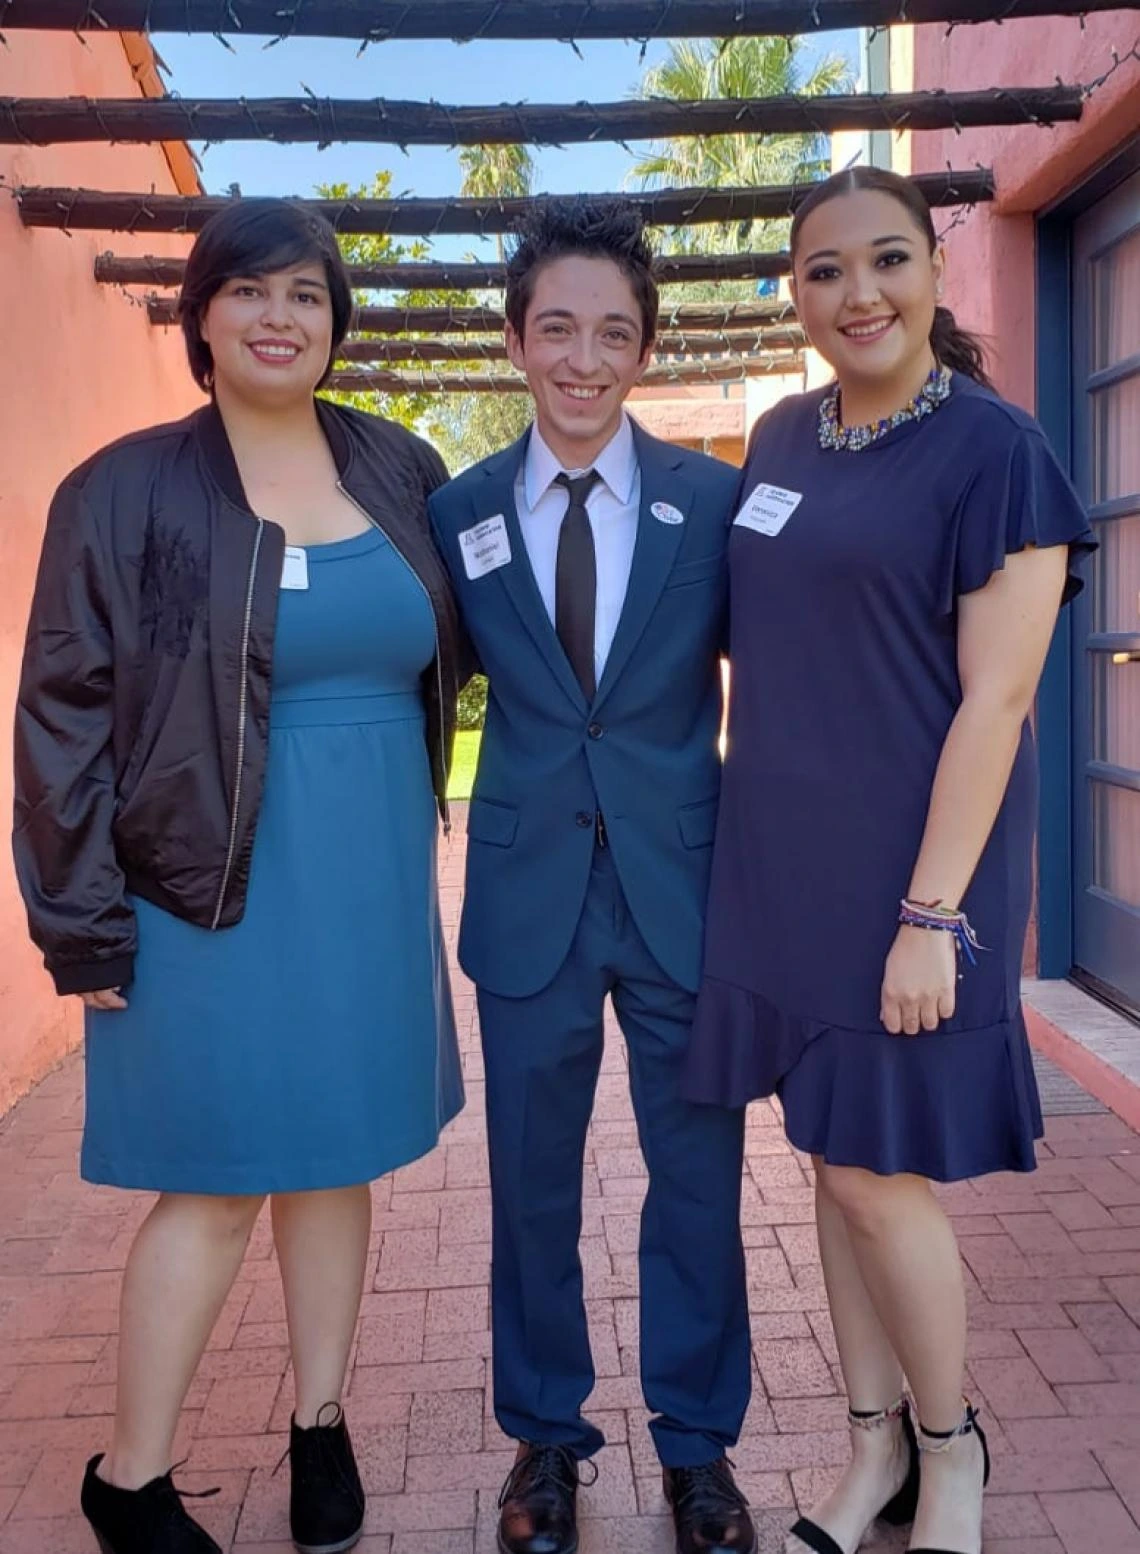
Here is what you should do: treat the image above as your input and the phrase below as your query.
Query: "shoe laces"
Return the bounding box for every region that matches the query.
[158,1462,220,1506]
[670,1457,749,1519]
[497,1444,597,1509]
[151,1464,220,1549]
[276,1402,361,1505]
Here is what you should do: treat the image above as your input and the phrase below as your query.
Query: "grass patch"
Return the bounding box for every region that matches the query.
[447,729,482,801]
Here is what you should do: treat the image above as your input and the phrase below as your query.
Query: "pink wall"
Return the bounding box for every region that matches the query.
[907,17,1138,974]
[906,12,1140,407]
[0,33,203,1115]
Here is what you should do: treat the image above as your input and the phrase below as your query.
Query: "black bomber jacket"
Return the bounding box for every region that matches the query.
[13,397,461,996]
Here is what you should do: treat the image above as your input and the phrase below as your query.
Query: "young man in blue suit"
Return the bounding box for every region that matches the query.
[429,200,753,1554]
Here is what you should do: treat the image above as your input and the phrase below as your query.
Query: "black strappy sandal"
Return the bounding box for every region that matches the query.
[907,1401,990,1554]
[789,1396,920,1554]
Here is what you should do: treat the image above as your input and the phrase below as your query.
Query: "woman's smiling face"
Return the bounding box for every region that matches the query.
[791,188,944,394]
[199,263,335,405]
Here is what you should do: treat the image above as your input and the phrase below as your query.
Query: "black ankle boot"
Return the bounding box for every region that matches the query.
[80,1454,221,1553]
[289,1404,365,1554]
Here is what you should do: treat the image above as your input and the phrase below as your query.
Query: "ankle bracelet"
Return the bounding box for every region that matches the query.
[849,1395,908,1431]
[917,1401,979,1454]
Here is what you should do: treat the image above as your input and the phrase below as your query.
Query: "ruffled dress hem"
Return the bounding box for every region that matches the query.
[683,976,1043,1183]
[683,975,826,1106]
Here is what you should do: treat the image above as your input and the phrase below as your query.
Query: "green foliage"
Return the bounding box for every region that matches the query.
[447,729,482,799]
[456,673,489,731]
[315,171,437,431]
[458,143,535,201]
[459,143,536,261]
[421,144,537,474]
[632,37,851,257]
[429,391,532,476]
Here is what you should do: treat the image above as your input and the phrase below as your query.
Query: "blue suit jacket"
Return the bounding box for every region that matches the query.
[428,421,737,999]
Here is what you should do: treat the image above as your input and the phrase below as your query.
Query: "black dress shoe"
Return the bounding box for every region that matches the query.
[497,1443,588,1554]
[80,1454,222,1553]
[289,1404,365,1554]
[664,1458,756,1554]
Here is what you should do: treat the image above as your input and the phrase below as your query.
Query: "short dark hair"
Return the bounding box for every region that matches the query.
[178,198,355,391]
[789,167,992,388]
[504,197,659,349]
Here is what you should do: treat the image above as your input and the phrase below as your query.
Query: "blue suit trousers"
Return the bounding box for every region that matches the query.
[478,845,751,1467]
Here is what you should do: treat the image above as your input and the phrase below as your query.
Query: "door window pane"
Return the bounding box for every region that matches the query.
[1093,228,1140,369]
[1092,652,1140,769]
[1091,779,1140,909]
[1092,514,1140,635]
[1092,373,1140,505]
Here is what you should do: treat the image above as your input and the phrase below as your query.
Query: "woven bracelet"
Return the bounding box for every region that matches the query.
[898,899,985,967]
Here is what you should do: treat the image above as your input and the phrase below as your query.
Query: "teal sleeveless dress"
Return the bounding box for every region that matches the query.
[82,525,463,1193]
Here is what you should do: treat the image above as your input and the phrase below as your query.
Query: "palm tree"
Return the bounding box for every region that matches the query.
[632,36,850,254]
[459,143,536,260]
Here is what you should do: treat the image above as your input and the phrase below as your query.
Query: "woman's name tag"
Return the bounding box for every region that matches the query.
[734,484,803,538]
[280,546,310,590]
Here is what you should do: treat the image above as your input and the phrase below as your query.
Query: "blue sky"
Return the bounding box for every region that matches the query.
[155,31,860,260]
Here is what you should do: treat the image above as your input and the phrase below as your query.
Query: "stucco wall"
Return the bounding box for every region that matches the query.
[0,33,203,1115]
[903,17,1138,976]
[902,12,1140,407]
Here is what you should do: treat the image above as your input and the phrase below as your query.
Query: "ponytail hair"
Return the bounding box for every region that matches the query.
[930,303,992,388]
[790,166,993,390]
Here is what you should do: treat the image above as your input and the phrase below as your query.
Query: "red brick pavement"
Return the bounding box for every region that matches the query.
[2,811,1140,1553]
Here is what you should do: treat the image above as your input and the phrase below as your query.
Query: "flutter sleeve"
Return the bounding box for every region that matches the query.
[941,419,1097,613]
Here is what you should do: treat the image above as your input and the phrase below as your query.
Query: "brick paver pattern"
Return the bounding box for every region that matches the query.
[2,812,1140,1553]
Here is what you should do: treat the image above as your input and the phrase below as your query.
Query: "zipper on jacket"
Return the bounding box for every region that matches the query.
[211,518,264,930]
[337,481,452,837]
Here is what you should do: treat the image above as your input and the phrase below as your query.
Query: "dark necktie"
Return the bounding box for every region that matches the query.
[554,469,601,700]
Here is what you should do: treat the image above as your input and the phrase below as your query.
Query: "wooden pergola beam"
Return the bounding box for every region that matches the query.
[0,0,1125,39]
[337,327,807,363]
[19,171,995,235]
[0,88,1081,147]
[326,357,806,393]
[148,299,799,331]
[97,250,793,289]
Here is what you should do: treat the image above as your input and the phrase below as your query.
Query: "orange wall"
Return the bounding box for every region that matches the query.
[0,33,203,1115]
[903,12,1140,408]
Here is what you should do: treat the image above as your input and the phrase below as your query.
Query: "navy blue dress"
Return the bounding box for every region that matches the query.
[83,526,463,1194]
[683,374,1095,1182]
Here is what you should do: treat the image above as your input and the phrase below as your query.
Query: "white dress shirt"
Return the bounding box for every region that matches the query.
[515,414,641,685]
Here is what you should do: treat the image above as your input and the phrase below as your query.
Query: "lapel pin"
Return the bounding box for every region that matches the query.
[651,502,684,526]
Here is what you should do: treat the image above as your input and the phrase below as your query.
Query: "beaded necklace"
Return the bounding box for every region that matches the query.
[817,363,953,452]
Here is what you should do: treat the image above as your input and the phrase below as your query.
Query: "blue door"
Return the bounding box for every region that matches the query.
[1071,169,1140,1013]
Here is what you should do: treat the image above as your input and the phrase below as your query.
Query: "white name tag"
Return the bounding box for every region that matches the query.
[733,483,803,538]
[280,546,310,590]
[459,514,512,580]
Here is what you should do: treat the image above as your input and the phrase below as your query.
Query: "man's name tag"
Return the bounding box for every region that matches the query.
[280,546,310,590]
[733,483,803,538]
[459,514,512,580]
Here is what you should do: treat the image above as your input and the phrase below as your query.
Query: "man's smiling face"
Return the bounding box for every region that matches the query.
[506,254,654,468]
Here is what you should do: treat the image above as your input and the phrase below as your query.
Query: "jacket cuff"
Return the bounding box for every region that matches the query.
[53,954,135,997]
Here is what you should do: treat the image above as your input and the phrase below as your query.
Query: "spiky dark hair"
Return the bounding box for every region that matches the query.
[504,196,658,348]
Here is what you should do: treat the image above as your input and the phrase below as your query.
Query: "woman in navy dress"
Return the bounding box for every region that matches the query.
[683,167,1094,1554]
[14,201,463,1554]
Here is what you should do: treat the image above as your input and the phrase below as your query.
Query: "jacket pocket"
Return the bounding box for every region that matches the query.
[677,796,718,848]
[664,555,723,590]
[467,796,519,848]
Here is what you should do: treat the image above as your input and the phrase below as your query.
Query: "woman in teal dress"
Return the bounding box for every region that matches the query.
[14,200,463,1554]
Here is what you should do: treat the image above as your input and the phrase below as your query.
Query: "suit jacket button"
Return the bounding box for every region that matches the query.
[587,722,603,740]
[575,811,593,828]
